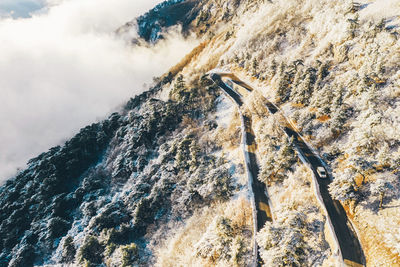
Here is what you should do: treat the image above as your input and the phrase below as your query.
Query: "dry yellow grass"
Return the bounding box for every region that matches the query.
[350,205,400,267]
[317,115,331,122]
[291,103,305,108]
[166,41,208,77]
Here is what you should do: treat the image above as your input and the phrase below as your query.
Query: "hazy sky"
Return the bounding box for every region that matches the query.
[0,0,196,182]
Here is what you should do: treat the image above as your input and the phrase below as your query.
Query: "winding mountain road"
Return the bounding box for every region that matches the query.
[210,73,272,267]
[209,71,365,267]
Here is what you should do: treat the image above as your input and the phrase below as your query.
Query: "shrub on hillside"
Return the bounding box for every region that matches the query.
[77,236,104,265]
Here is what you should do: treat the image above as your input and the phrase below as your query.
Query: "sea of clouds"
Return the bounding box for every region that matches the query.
[0,0,197,182]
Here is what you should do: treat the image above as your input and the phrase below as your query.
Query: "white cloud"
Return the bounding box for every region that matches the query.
[0,0,197,181]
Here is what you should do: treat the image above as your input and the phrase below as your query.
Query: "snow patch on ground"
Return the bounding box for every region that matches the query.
[360,0,400,23]
[214,95,235,129]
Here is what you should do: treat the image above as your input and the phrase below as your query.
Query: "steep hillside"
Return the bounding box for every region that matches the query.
[1,0,399,266]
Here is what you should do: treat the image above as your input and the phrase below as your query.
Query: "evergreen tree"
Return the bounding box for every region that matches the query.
[292,72,311,104]
[276,62,291,103]
[370,177,394,209]
[175,74,186,91]
[61,236,76,263]
[252,58,259,77]
[172,74,188,101]
[310,84,333,116]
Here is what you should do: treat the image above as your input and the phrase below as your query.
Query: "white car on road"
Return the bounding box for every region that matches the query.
[317,166,327,178]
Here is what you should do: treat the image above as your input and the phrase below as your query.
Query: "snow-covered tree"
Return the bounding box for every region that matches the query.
[291,68,316,105]
[329,169,358,208]
[292,67,303,89]
[329,105,349,134]
[195,215,249,266]
[189,139,201,170]
[267,59,278,79]
[310,84,333,116]
[347,156,374,185]
[252,58,259,77]
[376,142,392,168]
[276,62,292,103]
[171,74,189,102]
[256,211,311,267]
[370,176,394,209]
[259,136,296,184]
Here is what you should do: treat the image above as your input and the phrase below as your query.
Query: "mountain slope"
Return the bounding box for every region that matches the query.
[1,0,399,266]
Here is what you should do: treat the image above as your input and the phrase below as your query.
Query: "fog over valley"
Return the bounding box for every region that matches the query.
[0,0,196,181]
